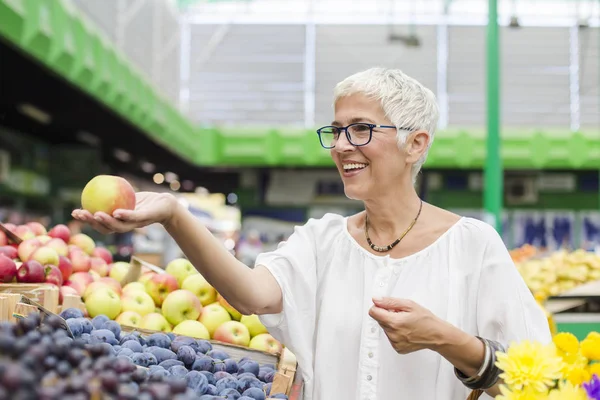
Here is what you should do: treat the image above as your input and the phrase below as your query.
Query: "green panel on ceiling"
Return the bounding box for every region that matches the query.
[21,0,53,62]
[47,0,77,80]
[70,17,98,93]
[0,0,26,44]
[89,34,114,102]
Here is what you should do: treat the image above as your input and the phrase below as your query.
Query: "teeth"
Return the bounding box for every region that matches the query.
[343,163,368,170]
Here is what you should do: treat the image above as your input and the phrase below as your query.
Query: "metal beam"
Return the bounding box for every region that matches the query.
[484,0,503,232]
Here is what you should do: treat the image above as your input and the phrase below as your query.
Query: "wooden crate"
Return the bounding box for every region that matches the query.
[0,283,59,321]
[120,324,301,399]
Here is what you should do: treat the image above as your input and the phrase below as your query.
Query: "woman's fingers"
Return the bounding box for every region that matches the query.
[72,210,114,234]
[93,212,135,232]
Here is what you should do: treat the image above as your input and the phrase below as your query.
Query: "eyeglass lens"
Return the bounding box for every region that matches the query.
[320,123,372,148]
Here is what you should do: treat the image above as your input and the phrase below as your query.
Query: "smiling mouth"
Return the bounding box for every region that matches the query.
[342,163,369,172]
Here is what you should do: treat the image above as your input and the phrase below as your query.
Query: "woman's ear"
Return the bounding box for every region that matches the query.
[405,130,430,162]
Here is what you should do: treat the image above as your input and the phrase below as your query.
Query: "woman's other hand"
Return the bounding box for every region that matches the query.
[368,297,445,354]
[71,192,177,235]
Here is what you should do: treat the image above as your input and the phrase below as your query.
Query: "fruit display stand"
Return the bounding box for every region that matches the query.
[546,279,600,340]
[0,283,59,321]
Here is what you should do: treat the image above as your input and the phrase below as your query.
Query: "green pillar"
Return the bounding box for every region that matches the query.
[484,0,503,232]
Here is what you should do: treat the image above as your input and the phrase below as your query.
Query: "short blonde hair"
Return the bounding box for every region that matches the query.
[334,67,439,182]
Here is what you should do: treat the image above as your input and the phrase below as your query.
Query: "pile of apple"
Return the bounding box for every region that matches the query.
[0,221,116,305]
[79,257,284,356]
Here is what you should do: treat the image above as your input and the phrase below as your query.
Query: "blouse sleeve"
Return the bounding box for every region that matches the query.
[475,223,552,347]
[255,215,338,381]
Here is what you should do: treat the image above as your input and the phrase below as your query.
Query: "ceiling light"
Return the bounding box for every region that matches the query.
[140,161,155,173]
[17,103,52,125]
[153,173,165,184]
[170,180,181,191]
[113,148,131,162]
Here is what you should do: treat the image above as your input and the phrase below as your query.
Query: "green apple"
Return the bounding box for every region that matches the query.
[240,314,269,337]
[144,273,178,306]
[140,312,172,332]
[249,333,283,355]
[30,247,59,266]
[161,289,202,326]
[182,274,217,306]
[213,321,251,347]
[172,320,210,340]
[122,281,146,295]
[199,303,231,337]
[116,311,142,327]
[165,258,198,287]
[217,293,242,321]
[121,290,155,317]
[109,261,130,282]
[85,287,121,319]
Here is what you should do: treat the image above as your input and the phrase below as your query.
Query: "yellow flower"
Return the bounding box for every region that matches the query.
[495,340,564,393]
[547,381,588,400]
[495,384,546,400]
[553,333,580,355]
[589,362,600,378]
[561,352,590,385]
[581,336,600,361]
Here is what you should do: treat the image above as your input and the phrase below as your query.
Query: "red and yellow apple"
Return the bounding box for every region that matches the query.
[92,247,113,264]
[64,272,94,296]
[30,247,59,267]
[36,235,52,244]
[59,285,79,304]
[14,225,35,241]
[138,271,155,285]
[182,274,217,306]
[145,273,178,306]
[172,320,210,340]
[213,321,251,346]
[109,261,130,283]
[81,175,136,215]
[121,290,155,317]
[48,224,70,243]
[45,238,68,257]
[217,293,242,321]
[161,289,202,326]
[116,311,142,327]
[90,257,109,277]
[17,238,42,262]
[26,222,47,236]
[199,303,231,337]
[122,281,146,295]
[69,248,91,273]
[240,314,269,337]
[85,286,121,319]
[165,258,198,287]
[248,333,283,355]
[70,233,95,255]
[140,313,172,332]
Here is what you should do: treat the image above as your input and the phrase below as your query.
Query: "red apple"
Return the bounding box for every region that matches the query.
[213,321,251,347]
[0,246,18,260]
[14,225,35,241]
[3,223,16,234]
[59,285,79,305]
[57,255,73,280]
[90,257,109,277]
[69,233,95,255]
[92,247,113,264]
[0,254,17,283]
[69,248,91,273]
[80,175,136,215]
[99,277,122,296]
[65,272,94,296]
[0,230,6,246]
[26,222,47,236]
[82,280,110,300]
[45,238,68,257]
[30,247,59,267]
[17,238,42,262]
[17,260,45,283]
[144,273,179,306]
[44,264,63,286]
[48,224,71,243]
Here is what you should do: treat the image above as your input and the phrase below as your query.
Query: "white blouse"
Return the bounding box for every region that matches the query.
[257,214,551,400]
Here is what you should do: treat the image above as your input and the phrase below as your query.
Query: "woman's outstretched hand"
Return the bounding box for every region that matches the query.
[71,192,177,235]
[369,297,445,355]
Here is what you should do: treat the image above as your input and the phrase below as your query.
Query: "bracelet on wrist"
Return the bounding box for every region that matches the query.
[454,337,505,390]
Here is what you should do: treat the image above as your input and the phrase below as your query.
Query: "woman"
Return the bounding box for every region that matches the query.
[73,67,551,400]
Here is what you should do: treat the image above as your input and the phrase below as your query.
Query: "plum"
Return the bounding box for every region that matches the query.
[206,349,229,360]
[169,365,189,379]
[177,345,196,368]
[224,359,238,374]
[118,348,134,358]
[121,340,143,353]
[219,388,241,399]
[101,320,121,339]
[90,329,118,345]
[171,336,199,353]
[192,355,214,372]
[146,333,171,349]
[65,319,83,337]
[131,352,158,367]
[215,376,237,392]
[185,370,209,394]
[196,340,212,354]
[237,360,259,377]
[242,387,266,400]
[60,308,84,320]
[159,359,185,370]
[199,371,216,386]
[91,315,110,330]
[237,376,263,392]
[146,346,177,364]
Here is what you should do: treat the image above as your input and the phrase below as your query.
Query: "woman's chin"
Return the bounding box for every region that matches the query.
[343,187,366,201]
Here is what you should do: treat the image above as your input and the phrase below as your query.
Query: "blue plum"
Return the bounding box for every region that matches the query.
[91,315,110,330]
[206,349,229,360]
[192,355,214,372]
[177,345,196,368]
[90,329,118,345]
[159,359,185,369]
[199,371,216,385]
[196,340,212,354]
[185,370,209,394]
[169,365,189,379]
[146,346,177,364]
[121,340,143,353]
[242,387,266,400]
[66,319,83,337]
[100,320,121,339]
[60,308,84,320]
[146,333,171,349]
[131,352,158,367]
[215,376,237,392]
[224,359,238,374]
[237,360,259,377]
[219,388,241,399]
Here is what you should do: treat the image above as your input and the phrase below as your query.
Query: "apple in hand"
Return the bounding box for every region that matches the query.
[45,238,68,257]
[217,293,242,321]
[90,257,109,277]
[17,238,42,262]
[248,333,283,355]
[85,286,121,319]
[145,273,178,306]
[213,321,251,347]
[165,258,198,287]
[81,175,136,215]
[182,274,217,306]
[173,320,210,340]
[44,265,63,286]
[140,313,172,332]
[30,247,59,267]
[69,233,95,255]
[0,254,17,283]
[121,290,155,317]
[0,246,17,260]
[240,314,269,337]
[17,260,45,283]
[49,224,71,243]
[199,303,231,337]
[69,248,91,273]
[92,247,113,264]
[116,311,143,327]
[161,290,202,326]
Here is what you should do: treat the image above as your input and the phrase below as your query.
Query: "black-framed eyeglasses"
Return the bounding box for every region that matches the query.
[316,123,401,149]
